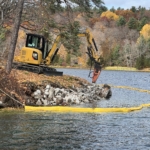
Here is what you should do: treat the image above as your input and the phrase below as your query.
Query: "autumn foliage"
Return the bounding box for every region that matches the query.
[115,10,135,21]
[100,11,119,21]
[140,24,150,39]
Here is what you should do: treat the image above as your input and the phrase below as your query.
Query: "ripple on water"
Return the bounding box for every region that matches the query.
[1,70,150,150]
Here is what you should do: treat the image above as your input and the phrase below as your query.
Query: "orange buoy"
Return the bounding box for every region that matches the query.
[92,63,101,83]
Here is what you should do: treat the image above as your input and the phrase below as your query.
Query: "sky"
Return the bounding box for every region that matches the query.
[104,0,150,10]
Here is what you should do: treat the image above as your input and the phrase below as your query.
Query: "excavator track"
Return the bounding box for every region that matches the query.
[12,62,63,76]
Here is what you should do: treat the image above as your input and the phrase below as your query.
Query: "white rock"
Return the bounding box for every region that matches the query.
[41,99,49,105]
[46,85,51,89]
[33,91,38,96]
[36,89,41,95]
[75,98,80,104]
[48,87,54,98]
[60,88,65,93]
[45,89,49,93]
[43,94,47,98]
[84,99,89,103]
[44,90,49,95]
[52,102,56,106]
[34,95,40,99]
[80,102,85,105]
[36,99,42,105]
[54,88,60,95]
[53,97,56,102]
[55,95,61,100]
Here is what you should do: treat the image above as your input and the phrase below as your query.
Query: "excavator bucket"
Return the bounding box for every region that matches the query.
[92,62,101,83]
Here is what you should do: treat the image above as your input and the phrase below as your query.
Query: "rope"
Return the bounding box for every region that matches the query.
[0,88,24,106]
[109,84,150,94]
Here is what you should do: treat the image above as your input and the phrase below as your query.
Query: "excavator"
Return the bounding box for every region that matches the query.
[13,28,102,83]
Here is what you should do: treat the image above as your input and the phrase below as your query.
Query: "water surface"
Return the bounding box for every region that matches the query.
[0,69,150,150]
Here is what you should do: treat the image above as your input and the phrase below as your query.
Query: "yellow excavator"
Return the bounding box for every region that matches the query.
[13,28,102,83]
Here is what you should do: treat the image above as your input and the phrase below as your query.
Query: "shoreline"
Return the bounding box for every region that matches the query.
[53,65,150,72]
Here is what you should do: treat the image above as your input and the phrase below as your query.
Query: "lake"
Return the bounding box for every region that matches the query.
[0,69,150,150]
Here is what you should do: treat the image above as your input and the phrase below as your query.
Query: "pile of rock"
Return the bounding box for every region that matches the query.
[26,84,112,106]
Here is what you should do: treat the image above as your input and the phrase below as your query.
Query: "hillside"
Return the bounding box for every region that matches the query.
[13,16,150,69]
[1,4,150,70]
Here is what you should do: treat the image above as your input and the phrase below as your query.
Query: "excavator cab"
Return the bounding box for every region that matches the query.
[26,33,46,59]
[26,33,57,61]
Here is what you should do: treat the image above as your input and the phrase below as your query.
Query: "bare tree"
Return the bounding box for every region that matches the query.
[5,0,24,73]
[0,0,17,25]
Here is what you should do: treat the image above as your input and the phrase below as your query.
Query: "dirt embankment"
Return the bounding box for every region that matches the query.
[0,68,91,108]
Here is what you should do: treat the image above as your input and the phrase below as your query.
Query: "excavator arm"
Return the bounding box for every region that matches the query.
[77,28,102,83]
[44,35,61,65]
[45,28,102,82]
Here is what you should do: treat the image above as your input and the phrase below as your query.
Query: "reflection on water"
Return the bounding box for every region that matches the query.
[0,69,150,150]
[1,111,150,150]
[57,68,150,90]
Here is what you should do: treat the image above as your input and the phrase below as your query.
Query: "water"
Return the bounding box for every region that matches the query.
[0,69,150,150]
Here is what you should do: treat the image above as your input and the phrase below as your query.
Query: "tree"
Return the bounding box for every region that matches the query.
[101,10,119,21]
[5,0,24,73]
[66,53,71,64]
[140,24,150,39]
[96,5,107,14]
[137,17,147,31]
[110,45,120,65]
[110,6,115,12]
[0,0,17,25]
[127,17,137,29]
[117,7,122,10]
[115,10,134,21]
[130,6,137,12]
[117,16,126,26]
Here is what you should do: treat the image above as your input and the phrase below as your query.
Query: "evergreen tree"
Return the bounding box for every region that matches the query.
[130,6,137,12]
[110,6,115,12]
[117,16,126,26]
[110,45,120,65]
[137,17,147,31]
[127,17,138,29]
[117,7,122,10]
[66,53,71,64]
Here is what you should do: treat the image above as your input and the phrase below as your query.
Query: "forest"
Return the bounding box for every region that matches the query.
[0,0,150,71]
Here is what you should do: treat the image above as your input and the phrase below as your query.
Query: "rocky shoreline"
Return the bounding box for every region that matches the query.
[0,68,112,108]
[25,83,112,106]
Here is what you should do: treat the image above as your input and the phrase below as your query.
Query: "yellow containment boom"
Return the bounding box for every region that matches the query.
[25,103,150,113]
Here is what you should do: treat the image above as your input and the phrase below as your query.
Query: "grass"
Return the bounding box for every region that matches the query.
[0,108,24,114]
[104,66,138,71]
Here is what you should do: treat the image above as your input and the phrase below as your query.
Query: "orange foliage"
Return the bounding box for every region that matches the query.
[115,10,135,20]
[140,24,150,39]
[101,11,119,21]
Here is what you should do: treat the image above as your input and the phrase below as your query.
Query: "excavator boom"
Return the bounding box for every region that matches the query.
[77,28,102,83]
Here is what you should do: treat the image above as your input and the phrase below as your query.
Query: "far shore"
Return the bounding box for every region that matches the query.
[104,66,150,72]
[53,65,150,72]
